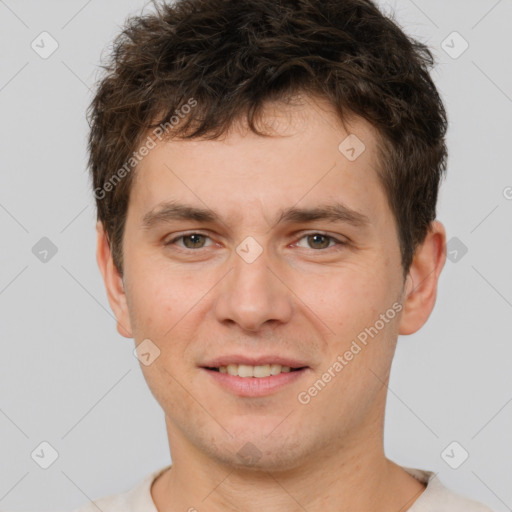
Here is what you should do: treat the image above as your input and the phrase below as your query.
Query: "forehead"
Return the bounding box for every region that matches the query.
[129,96,389,230]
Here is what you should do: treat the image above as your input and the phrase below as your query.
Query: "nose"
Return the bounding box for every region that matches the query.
[213,245,293,333]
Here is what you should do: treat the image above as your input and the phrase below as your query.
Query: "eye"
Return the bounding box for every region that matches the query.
[164,231,347,252]
[294,232,347,250]
[166,233,212,250]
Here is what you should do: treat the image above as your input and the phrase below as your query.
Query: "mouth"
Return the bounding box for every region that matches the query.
[200,363,310,397]
[203,363,307,378]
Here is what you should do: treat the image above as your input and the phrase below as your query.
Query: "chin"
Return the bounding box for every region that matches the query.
[203,425,313,473]
[213,442,311,473]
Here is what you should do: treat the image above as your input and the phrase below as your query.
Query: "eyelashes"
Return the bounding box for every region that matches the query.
[165,232,348,253]
[294,233,347,251]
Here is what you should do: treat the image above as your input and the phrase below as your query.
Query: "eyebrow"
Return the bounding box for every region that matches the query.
[141,200,371,230]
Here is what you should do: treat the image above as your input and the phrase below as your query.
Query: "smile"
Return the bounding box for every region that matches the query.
[201,365,309,397]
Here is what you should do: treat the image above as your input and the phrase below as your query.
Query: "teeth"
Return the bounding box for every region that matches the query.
[217,364,294,377]
[270,363,282,375]
[238,364,254,378]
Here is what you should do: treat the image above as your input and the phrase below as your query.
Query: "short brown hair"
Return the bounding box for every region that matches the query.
[87,0,447,278]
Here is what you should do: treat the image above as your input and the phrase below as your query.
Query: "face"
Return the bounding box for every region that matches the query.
[98,96,444,471]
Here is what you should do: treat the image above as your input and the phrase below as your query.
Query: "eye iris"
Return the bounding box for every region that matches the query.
[178,234,334,250]
[308,234,330,249]
[183,234,205,248]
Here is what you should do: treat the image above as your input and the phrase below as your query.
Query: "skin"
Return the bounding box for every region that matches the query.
[97,95,446,512]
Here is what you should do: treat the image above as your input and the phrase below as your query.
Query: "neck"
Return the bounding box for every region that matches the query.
[151,420,426,512]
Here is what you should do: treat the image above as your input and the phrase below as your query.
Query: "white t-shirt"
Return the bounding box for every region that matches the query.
[71,465,495,512]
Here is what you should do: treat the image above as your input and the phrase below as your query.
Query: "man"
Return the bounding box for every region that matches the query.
[77,0,494,510]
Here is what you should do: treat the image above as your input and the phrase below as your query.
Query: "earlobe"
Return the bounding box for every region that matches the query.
[95,221,133,338]
[398,220,447,336]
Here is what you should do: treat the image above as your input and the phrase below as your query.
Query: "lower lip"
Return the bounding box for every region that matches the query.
[201,368,309,397]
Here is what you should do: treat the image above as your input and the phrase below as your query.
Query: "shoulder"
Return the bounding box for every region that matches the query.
[404,467,496,512]
[69,465,171,512]
[69,487,135,512]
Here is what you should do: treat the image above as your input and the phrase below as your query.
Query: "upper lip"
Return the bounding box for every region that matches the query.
[201,355,309,369]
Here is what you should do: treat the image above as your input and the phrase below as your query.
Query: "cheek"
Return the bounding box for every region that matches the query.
[124,261,181,339]
[302,259,396,335]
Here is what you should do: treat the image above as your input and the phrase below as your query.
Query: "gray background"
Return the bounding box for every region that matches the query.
[1,0,511,510]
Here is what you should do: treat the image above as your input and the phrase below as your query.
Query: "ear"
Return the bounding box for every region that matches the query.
[96,221,133,338]
[398,220,447,335]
